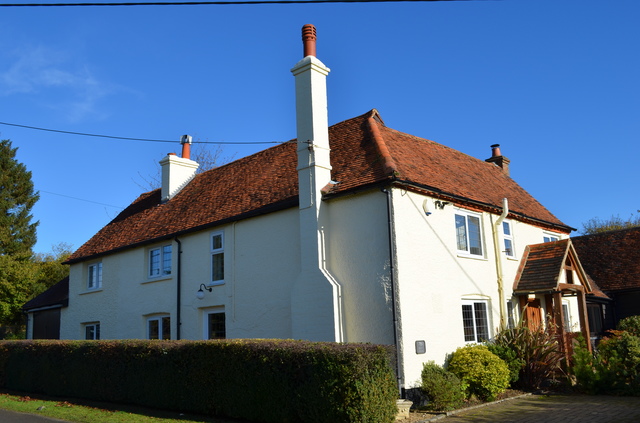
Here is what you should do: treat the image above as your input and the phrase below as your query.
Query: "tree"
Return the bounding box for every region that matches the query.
[580,211,640,235]
[32,242,72,297]
[0,139,39,257]
[0,139,39,328]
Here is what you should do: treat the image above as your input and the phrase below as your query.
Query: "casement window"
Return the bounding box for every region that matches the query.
[149,245,172,278]
[211,232,225,284]
[562,303,572,332]
[87,263,103,290]
[85,323,100,340]
[205,312,226,340]
[543,234,559,243]
[462,300,490,343]
[502,221,515,257]
[455,211,484,257]
[147,316,171,340]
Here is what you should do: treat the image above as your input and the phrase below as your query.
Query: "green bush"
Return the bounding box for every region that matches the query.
[490,320,564,390]
[447,345,510,401]
[0,340,398,423]
[618,316,640,338]
[420,361,465,411]
[486,343,523,385]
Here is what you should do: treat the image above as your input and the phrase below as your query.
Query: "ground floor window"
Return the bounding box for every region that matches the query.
[85,323,100,340]
[206,312,226,339]
[147,316,170,340]
[462,300,490,342]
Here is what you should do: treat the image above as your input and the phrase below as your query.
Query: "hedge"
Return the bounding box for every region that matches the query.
[0,339,397,423]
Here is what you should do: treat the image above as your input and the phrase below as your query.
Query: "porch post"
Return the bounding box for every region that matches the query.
[553,292,568,356]
[576,290,592,352]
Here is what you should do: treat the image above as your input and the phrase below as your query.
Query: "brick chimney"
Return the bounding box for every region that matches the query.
[485,144,510,176]
[159,136,199,202]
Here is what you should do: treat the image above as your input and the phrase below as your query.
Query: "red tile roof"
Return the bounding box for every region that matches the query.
[572,227,640,292]
[513,239,598,296]
[67,110,570,263]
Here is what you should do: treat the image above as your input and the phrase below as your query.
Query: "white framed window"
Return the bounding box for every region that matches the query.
[562,302,572,332]
[502,221,516,257]
[87,262,102,290]
[455,211,484,257]
[204,311,226,340]
[462,299,490,343]
[85,323,100,340]
[543,234,559,243]
[149,244,172,278]
[211,232,224,284]
[507,300,516,329]
[147,315,171,340]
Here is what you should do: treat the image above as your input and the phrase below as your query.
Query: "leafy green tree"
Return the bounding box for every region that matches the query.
[0,139,39,256]
[581,212,640,235]
[32,242,72,296]
[0,139,40,327]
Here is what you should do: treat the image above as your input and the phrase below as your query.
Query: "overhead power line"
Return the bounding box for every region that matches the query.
[0,121,282,145]
[40,190,125,209]
[1,0,463,6]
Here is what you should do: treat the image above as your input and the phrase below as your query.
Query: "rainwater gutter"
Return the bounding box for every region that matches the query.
[492,198,509,330]
[382,187,403,398]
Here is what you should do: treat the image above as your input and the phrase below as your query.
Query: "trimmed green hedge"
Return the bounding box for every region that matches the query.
[0,339,397,423]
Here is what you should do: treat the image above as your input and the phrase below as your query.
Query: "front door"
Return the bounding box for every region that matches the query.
[525,299,543,331]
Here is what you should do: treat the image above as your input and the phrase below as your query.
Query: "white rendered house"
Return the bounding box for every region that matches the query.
[50,25,596,392]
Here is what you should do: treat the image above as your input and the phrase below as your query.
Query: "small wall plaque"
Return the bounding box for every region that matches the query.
[415,340,426,354]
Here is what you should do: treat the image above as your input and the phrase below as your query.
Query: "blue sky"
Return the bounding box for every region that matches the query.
[1,0,638,254]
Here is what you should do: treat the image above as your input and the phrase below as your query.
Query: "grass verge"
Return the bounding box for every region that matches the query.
[0,391,251,423]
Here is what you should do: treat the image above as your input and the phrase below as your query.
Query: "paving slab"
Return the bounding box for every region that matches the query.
[439,394,640,423]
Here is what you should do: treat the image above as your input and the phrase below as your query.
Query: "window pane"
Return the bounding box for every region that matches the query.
[212,234,222,250]
[212,253,224,282]
[149,249,160,276]
[162,245,172,275]
[86,325,95,340]
[507,301,515,329]
[468,216,482,256]
[95,324,100,340]
[462,305,475,342]
[474,302,489,342]
[502,221,511,236]
[148,320,159,340]
[162,316,171,340]
[208,313,226,339]
[504,239,514,257]
[455,215,468,251]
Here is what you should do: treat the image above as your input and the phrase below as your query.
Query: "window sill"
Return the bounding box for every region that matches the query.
[209,281,225,287]
[456,253,487,261]
[80,288,103,295]
[142,276,173,284]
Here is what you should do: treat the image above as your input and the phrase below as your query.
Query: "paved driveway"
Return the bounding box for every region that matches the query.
[0,409,69,422]
[440,394,640,423]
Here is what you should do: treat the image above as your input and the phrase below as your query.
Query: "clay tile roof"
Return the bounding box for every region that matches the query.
[23,276,69,311]
[572,227,640,292]
[67,110,570,263]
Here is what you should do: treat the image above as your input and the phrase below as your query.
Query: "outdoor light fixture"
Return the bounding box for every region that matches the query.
[434,200,450,210]
[196,283,212,300]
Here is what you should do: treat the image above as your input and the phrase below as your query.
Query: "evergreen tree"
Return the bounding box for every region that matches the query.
[0,139,39,257]
[0,139,39,328]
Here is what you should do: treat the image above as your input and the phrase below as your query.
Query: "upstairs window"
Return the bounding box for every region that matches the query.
[87,263,102,290]
[149,245,172,278]
[462,300,490,342]
[543,234,559,243]
[211,232,225,284]
[502,221,515,257]
[147,316,171,340]
[455,211,484,257]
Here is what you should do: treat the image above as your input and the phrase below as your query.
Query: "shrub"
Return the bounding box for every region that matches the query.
[420,361,465,411]
[447,345,510,401]
[491,319,564,390]
[486,342,524,385]
[618,316,640,338]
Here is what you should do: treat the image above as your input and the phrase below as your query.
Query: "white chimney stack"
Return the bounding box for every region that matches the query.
[159,136,199,202]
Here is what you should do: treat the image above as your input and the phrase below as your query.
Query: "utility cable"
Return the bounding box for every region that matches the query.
[0,0,464,7]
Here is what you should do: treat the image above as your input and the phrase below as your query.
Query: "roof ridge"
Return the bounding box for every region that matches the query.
[365,112,399,177]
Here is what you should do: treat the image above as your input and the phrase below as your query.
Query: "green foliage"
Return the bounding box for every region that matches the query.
[31,242,72,296]
[580,212,640,235]
[491,319,564,390]
[0,140,39,257]
[618,316,640,338]
[0,339,398,423]
[486,342,524,384]
[447,344,510,401]
[0,255,38,326]
[572,331,640,395]
[420,361,465,411]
